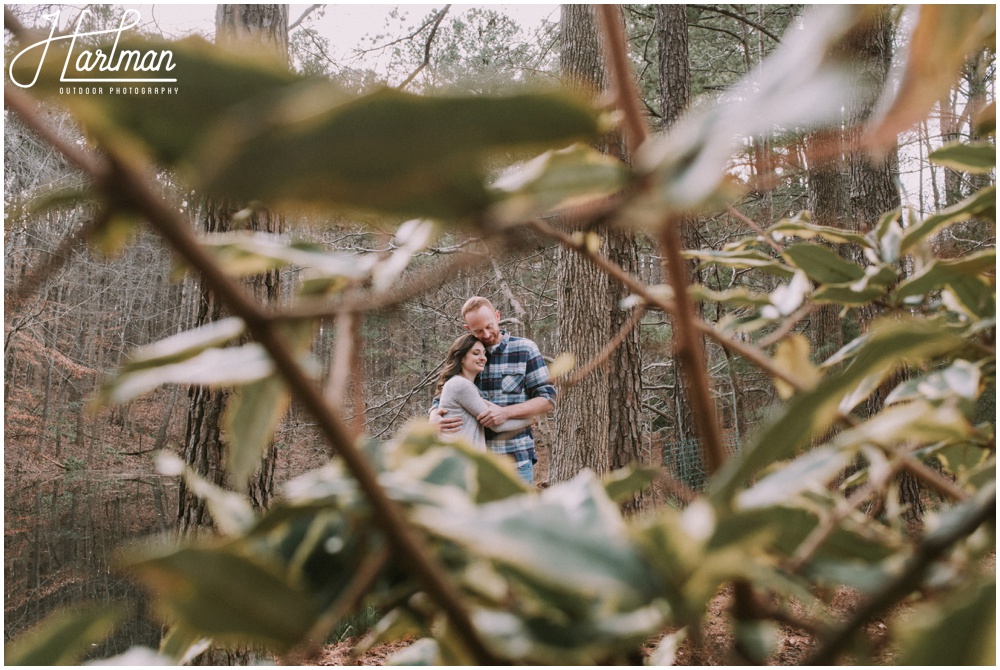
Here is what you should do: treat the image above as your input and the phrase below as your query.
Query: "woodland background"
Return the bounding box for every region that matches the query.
[3,3,996,666]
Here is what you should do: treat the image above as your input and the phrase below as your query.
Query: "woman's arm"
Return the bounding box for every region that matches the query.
[448,378,531,432]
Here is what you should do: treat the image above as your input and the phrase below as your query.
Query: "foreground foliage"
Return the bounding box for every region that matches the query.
[4,4,995,666]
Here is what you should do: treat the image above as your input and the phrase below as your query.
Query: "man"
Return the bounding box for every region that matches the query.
[430,296,555,485]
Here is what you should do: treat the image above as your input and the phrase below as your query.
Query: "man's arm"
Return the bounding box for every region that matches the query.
[477,340,555,429]
[476,395,552,428]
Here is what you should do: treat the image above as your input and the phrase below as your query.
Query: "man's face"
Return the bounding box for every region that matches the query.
[464,306,502,347]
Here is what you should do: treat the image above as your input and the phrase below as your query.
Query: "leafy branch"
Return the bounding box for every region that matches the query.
[4,82,502,666]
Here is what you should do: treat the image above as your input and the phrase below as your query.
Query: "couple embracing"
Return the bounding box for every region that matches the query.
[429,297,556,486]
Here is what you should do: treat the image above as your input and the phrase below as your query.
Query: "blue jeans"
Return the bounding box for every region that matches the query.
[514,459,534,486]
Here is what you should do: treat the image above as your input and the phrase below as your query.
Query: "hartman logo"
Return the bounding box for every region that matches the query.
[9,9,178,91]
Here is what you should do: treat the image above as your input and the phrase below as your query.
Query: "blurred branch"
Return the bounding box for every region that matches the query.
[526,217,813,394]
[806,484,996,665]
[5,82,500,667]
[599,3,726,475]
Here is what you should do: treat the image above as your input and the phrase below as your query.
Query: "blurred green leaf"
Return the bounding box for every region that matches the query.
[90,209,144,258]
[734,620,780,663]
[637,5,866,211]
[896,249,996,317]
[811,283,885,306]
[4,603,124,666]
[685,248,794,277]
[489,144,628,223]
[414,472,659,610]
[783,244,865,284]
[13,36,301,166]
[901,185,996,252]
[647,628,686,666]
[771,333,821,399]
[769,216,867,245]
[98,342,274,405]
[155,452,255,535]
[387,637,441,665]
[471,603,664,665]
[124,544,318,652]
[201,232,377,281]
[159,624,212,665]
[896,578,996,665]
[831,401,974,452]
[225,375,291,486]
[885,360,981,406]
[689,285,773,307]
[194,86,604,218]
[390,422,529,503]
[737,446,855,510]
[931,443,992,482]
[973,101,996,136]
[115,317,246,373]
[90,646,179,665]
[602,465,658,504]
[930,142,997,174]
[713,318,968,501]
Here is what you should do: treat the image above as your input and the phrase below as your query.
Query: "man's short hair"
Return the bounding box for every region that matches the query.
[461,296,496,318]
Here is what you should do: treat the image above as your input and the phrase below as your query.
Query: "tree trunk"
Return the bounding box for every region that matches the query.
[844,8,924,524]
[805,126,850,358]
[550,6,646,507]
[179,6,288,538]
[656,4,712,491]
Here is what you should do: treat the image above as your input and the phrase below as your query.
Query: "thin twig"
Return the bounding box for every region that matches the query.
[897,451,971,504]
[597,5,726,475]
[288,4,322,32]
[727,205,784,255]
[688,4,783,43]
[279,245,499,321]
[5,214,100,309]
[526,217,814,393]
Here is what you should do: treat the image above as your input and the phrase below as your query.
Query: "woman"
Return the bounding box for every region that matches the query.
[434,333,532,450]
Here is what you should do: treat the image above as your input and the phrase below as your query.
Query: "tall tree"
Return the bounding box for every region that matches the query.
[844,8,925,523]
[805,123,850,357]
[549,6,646,512]
[178,4,288,534]
[655,4,710,489]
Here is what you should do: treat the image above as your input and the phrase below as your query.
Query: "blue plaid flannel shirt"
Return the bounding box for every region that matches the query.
[433,330,556,464]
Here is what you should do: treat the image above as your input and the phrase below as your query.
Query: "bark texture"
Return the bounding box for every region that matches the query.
[179,5,288,539]
[550,6,646,512]
[656,4,713,489]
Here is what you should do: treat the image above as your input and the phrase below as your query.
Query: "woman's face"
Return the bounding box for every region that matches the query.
[460,341,488,377]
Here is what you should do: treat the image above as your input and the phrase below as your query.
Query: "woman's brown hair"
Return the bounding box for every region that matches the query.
[434,333,482,397]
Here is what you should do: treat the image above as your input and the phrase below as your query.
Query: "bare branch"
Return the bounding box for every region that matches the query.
[397,4,451,90]
[289,4,323,32]
[689,4,783,43]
